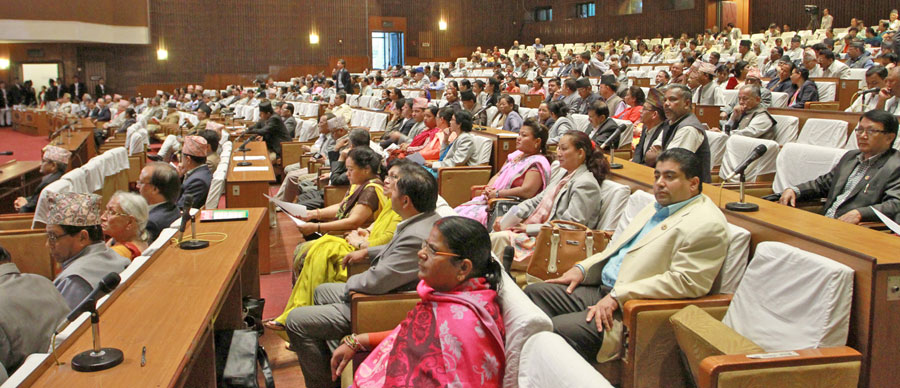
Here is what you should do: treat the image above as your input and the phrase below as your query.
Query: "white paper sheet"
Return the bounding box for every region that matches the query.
[264,194,307,218]
[406,152,426,166]
[499,210,522,230]
[285,212,307,227]
[872,207,900,235]
[233,155,267,161]
[233,166,269,172]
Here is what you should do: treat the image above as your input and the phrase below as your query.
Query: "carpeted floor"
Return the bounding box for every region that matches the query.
[0,127,50,164]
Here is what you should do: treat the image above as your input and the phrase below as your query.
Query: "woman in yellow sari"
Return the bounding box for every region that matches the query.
[266,147,400,333]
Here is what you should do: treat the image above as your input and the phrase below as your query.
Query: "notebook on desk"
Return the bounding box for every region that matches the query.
[199,209,249,222]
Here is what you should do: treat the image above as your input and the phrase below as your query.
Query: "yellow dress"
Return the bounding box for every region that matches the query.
[273,181,400,326]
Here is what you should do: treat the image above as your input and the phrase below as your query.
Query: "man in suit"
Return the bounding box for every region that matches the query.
[817,49,851,79]
[94,78,108,98]
[571,77,599,115]
[138,162,182,242]
[46,192,130,309]
[718,84,777,139]
[44,79,59,106]
[598,74,625,115]
[239,100,291,161]
[0,245,70,379]
[279,102,298,137]
[176,136,212,208]
[633,88,667,166]
[585,100,620,146]
[525,148,729,362]
[0,81,9,127]
[14,146,69,213]
[92,97,111,122]
[780,110,900,224]
[69,76,87,101]
[646,84,713,182]
[285,163,443,388]
[332,59,352,94]
[55,78,66,100]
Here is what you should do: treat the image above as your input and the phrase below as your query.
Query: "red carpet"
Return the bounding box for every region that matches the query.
[0,127,50,164]
[260,271,293,319]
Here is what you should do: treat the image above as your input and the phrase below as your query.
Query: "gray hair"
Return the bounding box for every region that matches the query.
[740,84,761,98]
[111,191,150,242]
[665,83,693,102]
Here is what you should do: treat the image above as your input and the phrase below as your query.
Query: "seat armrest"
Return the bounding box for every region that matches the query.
[348,261,370,277]
[698,346,862,388]
[623,294,734,329]
[471,185,486,198]
[350,291,419,333]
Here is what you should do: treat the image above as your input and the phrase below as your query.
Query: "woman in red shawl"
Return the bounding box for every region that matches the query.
[331,216,506,387]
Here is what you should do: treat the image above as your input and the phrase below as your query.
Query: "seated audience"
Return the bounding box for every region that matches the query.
[586,100,620,146]
[0,245,69,380]
[598,75,624,116]
[46,192,130,309]
[725,60,749,90]
[101,191,149,260]
[847,42,875,69]
[138,162,181,242]
[780,110,900,224]
[14,145,69,213]
[688,62,723,105]
[491,94,524,133]
[847,65,887,112]
[818,49,851,78]
[330,216,505,387]
[456,119,551,225]
[239,100,291,161]
[789,67,819,108]
[876,67,900,115]
[716,84,777,139]
[766,59,796,93]
[526,148,728,362]
[572,77,601,115]
[546,100,574,145]
[284,164,442,388]
[537,102,555,129]
[490,131,608,265]
[427,110,478,169]
[176,136,212,208]
[633,88,667,166]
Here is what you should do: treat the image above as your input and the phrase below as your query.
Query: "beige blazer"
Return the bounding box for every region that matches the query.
[578,194,729,362]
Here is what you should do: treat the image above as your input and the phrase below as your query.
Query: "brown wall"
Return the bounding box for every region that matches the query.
[518,0,707,44]
[0,0,149,26]
[749,1,897,33]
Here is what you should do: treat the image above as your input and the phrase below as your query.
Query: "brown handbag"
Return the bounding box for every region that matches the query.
[526,220,609,281]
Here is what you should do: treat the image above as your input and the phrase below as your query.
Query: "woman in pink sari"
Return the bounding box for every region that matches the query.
[454,118,551,226]
[330,216,506,387]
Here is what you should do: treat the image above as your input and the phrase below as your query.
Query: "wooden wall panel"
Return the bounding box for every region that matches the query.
[749,0,897,33]
[518,0,707,45]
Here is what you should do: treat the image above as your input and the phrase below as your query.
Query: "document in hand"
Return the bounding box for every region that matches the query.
[263,193,308,218]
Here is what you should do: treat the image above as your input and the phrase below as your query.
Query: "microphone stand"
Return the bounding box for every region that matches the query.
[606,138,623,169]
[70,303,124,372]
[725,171,759,212]
[179,209,210,250]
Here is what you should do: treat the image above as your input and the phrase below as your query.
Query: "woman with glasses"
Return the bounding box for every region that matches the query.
[330,216,506,387]
[100,191,150,260]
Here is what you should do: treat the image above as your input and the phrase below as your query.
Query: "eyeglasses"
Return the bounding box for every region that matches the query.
[46,231,73,245]
[102,208,130,218]
[420,241,460,258]
[854,127,888,136]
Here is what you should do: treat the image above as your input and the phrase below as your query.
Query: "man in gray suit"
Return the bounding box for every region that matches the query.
[46,192,129,309]
[780,110,900,224]
[285,162,443,388]
[0,245,69,381]
[279,102,298,138]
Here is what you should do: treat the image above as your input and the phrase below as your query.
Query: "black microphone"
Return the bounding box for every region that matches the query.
[237,134,254,152]
[501,246,515,276]
[55,272,121,333]
[723,144,768,181]
[600,124,628,150]
[0,151,12,156]
[177,193,195,242]
[859,87,881,95]
[179,195,210,250]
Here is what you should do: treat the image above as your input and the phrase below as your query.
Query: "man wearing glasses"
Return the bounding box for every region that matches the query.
[46,192,129,309]
[780,109,900,224]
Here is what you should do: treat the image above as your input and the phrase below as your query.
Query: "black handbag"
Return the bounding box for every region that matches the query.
[486,197,522,230]
[214,330,275,388]
[242,296,266,335]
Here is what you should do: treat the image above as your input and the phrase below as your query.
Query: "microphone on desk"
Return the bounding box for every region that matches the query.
[723,144,768,213]
[600,124,628,169]
[859,87,881,95]
[0,151,12,156]
[177,194,194,242]
[179,195,209,250]
[501,246,515,277]
[236,135,255,166]
[237,134,254,152]
[65,272,125,372]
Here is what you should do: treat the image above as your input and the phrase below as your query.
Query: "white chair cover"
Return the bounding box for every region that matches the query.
[771,114,800,145]
[205,169,227,209]
[722,89,739,107]
[719,136,780,183]
[797,118,848,148]
[496,269,555,388]
[848,68,867,90]
[472,135,493,165]
[611,118,634,148]
[723,242,854,351]
[706,130,728,168]
[770,91,790,108]
[0,353,50,388]
[177,112,199,126]
[570,113,589,133]
[486,106,499,126]
[772,143,849,193]
[510,94,522,106]
[61,168,89,193]
[297,119,319,142]
[81,158,105,193]
[517,332,614,388]
[612,190,655,239]
[596,180,630,231]
[370,112,388,132]
[815,80,836,102]
[711,224,751,294]
[127,128,149,156]
[519,107,538,121]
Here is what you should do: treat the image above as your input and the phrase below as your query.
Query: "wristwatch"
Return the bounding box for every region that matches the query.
[609,288,619,303]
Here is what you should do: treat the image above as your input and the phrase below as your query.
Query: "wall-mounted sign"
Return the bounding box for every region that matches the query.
[422,42,431,47]
[382,21,394,28]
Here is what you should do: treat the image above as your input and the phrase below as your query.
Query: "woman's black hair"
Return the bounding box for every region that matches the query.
[732,60,749,77]
[453,110,474,132]
[547,100,569,118]
[521,117,549,155]
[500,94,519,113]
[435,216,502,291]
[347,146,386,180]
[795,66,810,81]
[562,131,610,185]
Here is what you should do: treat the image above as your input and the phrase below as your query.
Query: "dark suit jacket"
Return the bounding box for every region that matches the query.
[70,83,87,100]
[586,117,620,147]
[44,86,58,102]
[0,87,8,108]
[177,165,212,208]
[247,115,292,157]
[95,84,108,98]
[790,80,819,108]
[795,149,900,222]
[9,84,23,105]
[146,202,181,242]
[767,77,796,94]
[334,69,352,93]
[19,171,64,213]
[23,87,37,106]
[96,107,111,122]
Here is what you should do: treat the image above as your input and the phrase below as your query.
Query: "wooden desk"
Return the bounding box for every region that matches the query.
[21,208,266,387]
[49,130,94,169]
[694,105,723,130]
[609,159,900,388]
[12,109,51,137]
[0,161,42,213]
[225,141,274,274]
[474,127,517,174]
